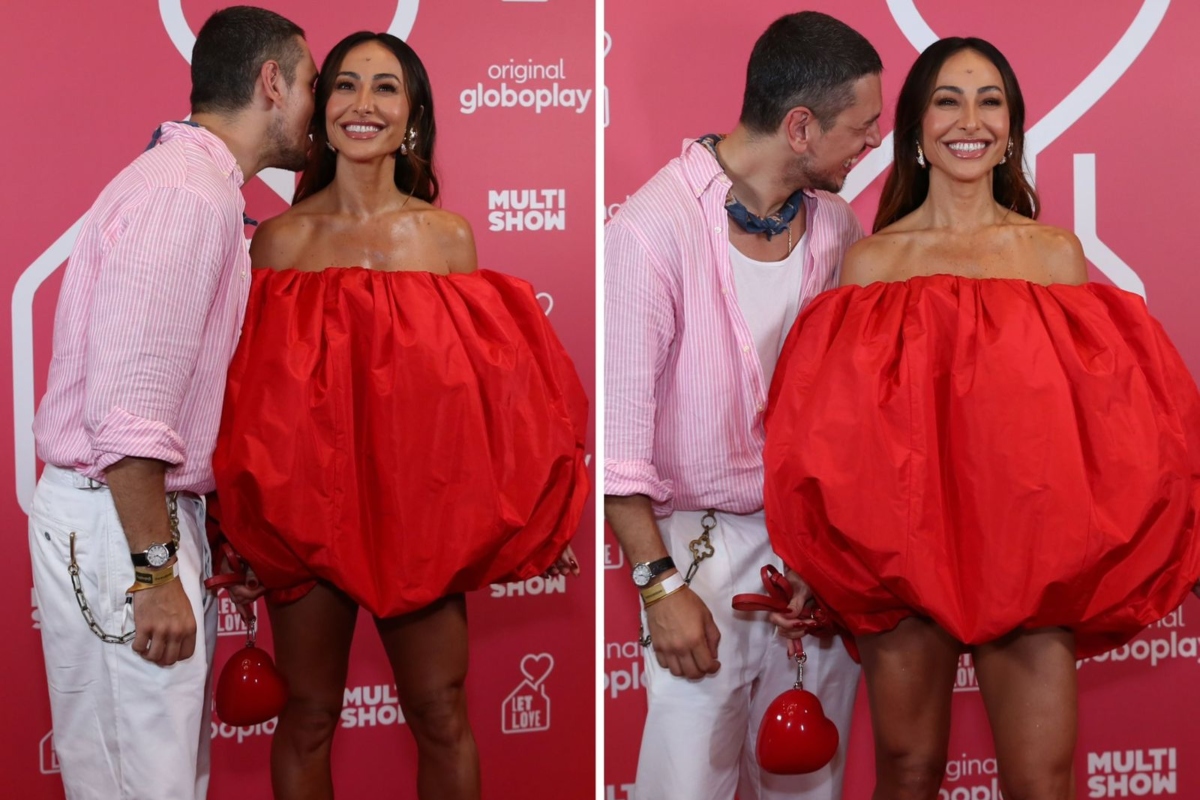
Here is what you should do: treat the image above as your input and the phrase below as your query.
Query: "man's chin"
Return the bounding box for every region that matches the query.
[274,149,309,173]
[794,161,846,195]
[809,174,846,194]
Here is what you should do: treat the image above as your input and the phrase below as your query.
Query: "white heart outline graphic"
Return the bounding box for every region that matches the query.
[519,652,555,689]
[842,0,1169,200]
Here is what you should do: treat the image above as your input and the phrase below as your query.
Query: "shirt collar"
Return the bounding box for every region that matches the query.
[155,121,245,188]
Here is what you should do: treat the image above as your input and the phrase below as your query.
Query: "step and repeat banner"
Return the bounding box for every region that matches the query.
[0,1,594,797]
[604,1,1199,799]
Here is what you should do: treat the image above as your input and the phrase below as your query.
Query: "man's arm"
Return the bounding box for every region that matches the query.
[86,187,227,666]
[603,218,720,679]
[604,495,721,678]
[106,458,196,665]
[85,187,226,472]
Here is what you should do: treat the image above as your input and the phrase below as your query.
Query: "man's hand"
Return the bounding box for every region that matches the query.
[131,578,196,666]
[766,568,815,658]
[645,583,721,679]
[603,495,720,677]
[105,456,201,661]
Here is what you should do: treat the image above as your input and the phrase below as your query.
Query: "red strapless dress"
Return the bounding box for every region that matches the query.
[764,275,1200,658]
[212,267,590,617]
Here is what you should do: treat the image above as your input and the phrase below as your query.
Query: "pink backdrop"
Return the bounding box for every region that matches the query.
[604,2,1200,798]
[0,1,594,797]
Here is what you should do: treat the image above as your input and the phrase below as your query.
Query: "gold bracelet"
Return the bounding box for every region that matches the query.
[640,573,687,608]
[127,562,179,594]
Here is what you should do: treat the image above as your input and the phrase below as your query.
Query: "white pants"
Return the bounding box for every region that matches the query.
[28,465,217,800]
[634,510,860,800]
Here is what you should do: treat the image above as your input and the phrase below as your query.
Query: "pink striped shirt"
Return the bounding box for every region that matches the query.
[604,138,863,516]
[34,122,252,494]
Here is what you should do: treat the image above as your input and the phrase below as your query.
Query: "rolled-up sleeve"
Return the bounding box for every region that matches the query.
[82,187,225,474]
[603,217,674,503]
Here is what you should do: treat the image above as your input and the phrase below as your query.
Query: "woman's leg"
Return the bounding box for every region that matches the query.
[857,617,961,800]
[376,594,480,800]
[973,627,1077,800]
[267,583,359,800]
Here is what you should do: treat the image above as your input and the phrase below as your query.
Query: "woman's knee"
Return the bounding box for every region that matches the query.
[999,764,1073,800]
[404,684,471,748]
[875,744,947,800]
[277,700,343,752]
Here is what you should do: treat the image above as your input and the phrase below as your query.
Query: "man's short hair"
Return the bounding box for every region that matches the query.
[190,6,306,115]
[740,11,882,134]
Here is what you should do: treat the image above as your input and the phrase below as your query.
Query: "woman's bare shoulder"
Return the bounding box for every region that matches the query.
[839,227,913,287]
[1019,222,1088,285]
[249,203,322,269]
[411,208,477,274]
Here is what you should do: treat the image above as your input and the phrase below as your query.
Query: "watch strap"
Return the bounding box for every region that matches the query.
[633,556,676,584]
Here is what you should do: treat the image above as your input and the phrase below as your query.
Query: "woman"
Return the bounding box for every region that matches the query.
[764,38,1200,800]
[211,31,589,800]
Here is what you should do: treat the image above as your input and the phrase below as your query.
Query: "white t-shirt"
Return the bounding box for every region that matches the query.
[729,232,807,388]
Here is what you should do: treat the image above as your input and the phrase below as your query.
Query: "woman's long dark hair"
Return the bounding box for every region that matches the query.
[874,37,1038,232]
[294,31,439,204]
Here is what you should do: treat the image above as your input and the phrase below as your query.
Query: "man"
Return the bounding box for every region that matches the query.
[28,7,316,799]
[605,12,883,800]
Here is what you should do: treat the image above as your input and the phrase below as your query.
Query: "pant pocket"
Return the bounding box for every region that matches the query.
[51,515,132,637]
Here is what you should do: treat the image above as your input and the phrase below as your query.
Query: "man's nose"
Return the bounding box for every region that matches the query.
[865,121,882,149]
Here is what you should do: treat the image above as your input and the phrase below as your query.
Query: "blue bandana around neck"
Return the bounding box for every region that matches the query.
[697,133,803,241]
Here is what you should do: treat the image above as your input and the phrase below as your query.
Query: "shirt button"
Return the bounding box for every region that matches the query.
[757,403,765,413]
[714,226,722,233]
[721,288,728,295]
[742,345,750,353]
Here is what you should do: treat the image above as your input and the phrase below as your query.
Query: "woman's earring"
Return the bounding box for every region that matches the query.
[408,126,418,152]
[916,142,926,168]
[998,138,1014,165]
[399,126,417,156]
[326,141,336,153]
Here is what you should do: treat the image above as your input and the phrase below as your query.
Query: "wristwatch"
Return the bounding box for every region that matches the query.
[131,541,177,569]
[631,556,676,588]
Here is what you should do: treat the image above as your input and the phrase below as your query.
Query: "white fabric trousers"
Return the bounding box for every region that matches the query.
[28,465,217,800]
[634,510,860,800]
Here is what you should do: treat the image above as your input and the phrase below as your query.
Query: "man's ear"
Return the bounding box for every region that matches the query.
[258,59,286,108]
[782,106,815,154]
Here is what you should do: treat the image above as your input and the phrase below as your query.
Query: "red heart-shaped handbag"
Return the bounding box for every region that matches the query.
[204,541,288,727]
[732,565,841,774]
[213,616,288,727]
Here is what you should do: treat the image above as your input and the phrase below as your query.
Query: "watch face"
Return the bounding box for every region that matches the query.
[145,544,171,568]
[631,563,652,587]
